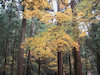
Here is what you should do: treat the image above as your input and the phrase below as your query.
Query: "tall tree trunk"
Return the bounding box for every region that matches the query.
[96,52,100,75]
[38,58,41,75]
[73,47,82,75]
[58,52,63,75]
[3,51,6,75]
[69,53,72,75]
[3,38,9,75]
[71,0,82,75]
[17,18,26,75]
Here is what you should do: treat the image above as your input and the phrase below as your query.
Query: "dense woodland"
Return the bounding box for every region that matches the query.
[0,0,100,75]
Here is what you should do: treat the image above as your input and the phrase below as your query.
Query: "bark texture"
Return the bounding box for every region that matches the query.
[38,58,41,75]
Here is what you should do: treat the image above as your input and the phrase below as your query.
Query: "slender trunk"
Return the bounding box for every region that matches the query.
[61,54,63,75]
[58,52,62,75]
[96,52,100,75]
[3,39,9,75]
[38,58,41,75]
[69,53,72,75]
[17,18,26,75]
[85,53,87,75]
[3,51,7,75]
[73,47,82,75]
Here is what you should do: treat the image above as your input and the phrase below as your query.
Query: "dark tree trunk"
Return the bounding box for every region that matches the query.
[3,38,9,75]
[69,53,72,75]
[57,52,62,75]
[85,53,87,75]
[96,52,100,75]
[73,47,82,75]
[3,51,7,75]
[38,58,41,75]
[17,18,26,75]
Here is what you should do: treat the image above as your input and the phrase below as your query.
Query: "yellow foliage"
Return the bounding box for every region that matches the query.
[55,12,72,23]
[22,0,51,9]
[21,26,79,60]
[23,9,33,19]
[62,0,68,5]
[48,61,57,71]
[40,13,54,24]
[26,0,32,2]
[20,26,80,73]
[79,31,87,37]
[64,7,72,14]
[77,12,85,19]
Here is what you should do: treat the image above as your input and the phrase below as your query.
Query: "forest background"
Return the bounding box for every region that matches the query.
[0,0,100,75]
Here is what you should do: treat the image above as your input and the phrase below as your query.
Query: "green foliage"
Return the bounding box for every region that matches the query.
[86,22,100,52]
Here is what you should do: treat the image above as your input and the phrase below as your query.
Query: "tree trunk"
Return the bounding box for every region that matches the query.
[3,52,6,75]
[3,38,9,75]
[96,52,100,75]
[58,52,62,75]
[85,52,87,75]
[3,51,7,75]
[38,58,41,75]
[73,47,82,75]
[69,53,72,75]
[17,18,26,75]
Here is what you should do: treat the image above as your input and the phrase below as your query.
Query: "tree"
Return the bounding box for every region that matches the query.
[86,23,100,75]
[21,26,79,75]
[17,0,26,74]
